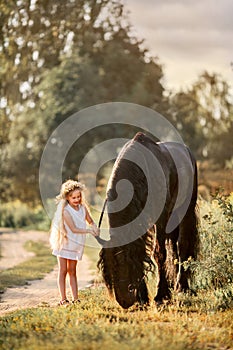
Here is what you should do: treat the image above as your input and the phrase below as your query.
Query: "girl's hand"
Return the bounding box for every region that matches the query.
[89,227,99,237]
[91,223,100,236]
[94,227,100,237]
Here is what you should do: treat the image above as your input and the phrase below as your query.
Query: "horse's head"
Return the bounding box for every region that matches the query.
[98,239,152,309]
[112,247,143,308]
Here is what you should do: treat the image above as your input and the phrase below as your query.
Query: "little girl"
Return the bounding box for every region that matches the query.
[49,179,99,305]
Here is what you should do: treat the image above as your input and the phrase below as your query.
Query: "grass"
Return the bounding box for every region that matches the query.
[0,240,56,294]
[0,287,232,350]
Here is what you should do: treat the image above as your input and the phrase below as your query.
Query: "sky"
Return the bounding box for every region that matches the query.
[124,0,233,91]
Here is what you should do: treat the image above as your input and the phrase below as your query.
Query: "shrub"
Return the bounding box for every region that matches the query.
[180,194,233,309]
[0,200,51,230]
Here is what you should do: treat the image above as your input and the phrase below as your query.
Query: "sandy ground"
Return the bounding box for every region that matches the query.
[0,229,96,316]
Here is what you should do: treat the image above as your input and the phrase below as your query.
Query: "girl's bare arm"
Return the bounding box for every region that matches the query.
[64,210,94,235]
[85,206,95,224]
[85,207,100,236]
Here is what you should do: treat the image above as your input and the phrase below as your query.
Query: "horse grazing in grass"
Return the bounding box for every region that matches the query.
[97,132,199,309]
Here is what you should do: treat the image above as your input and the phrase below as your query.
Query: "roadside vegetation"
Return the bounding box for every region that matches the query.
[0,201,51,231]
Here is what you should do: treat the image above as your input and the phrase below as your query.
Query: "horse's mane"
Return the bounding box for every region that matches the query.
[98,133,157,293]
[98,229,155,294]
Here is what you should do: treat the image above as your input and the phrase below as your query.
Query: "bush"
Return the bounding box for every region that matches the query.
[179,194,233,309]
[0,200,51,230]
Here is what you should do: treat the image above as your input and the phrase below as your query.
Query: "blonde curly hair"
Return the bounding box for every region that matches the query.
[50,179,86,251]
[56,179,86,202]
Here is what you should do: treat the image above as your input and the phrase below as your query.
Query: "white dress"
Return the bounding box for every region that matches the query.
[52,204,86,261]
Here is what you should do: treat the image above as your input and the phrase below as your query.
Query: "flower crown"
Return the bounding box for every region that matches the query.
[56,180,86,201]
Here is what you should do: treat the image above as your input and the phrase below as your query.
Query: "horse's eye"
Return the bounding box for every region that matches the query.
[128,284,135,293]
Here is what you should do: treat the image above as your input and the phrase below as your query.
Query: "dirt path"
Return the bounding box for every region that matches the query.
[0,229,96,316]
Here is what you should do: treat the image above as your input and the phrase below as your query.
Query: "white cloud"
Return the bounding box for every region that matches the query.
[124,0,233,90]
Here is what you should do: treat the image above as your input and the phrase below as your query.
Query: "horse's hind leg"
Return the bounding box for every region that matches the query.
[165,226,179,288]
[153,229,170,302]
[176,204,198,292]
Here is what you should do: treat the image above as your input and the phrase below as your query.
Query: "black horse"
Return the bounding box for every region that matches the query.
[98,132,199,309]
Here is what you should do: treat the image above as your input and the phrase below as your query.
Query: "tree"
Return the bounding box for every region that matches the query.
[1,0,165,203]
[168,72,233,164]
[192,72,233,164]
[167,90,205,159]
[1,0,129,202]
[0,0,126,106]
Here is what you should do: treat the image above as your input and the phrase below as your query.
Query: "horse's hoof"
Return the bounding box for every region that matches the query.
[154,297,170,308]
[155,300,164,307]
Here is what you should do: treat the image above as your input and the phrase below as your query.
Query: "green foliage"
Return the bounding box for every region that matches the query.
[216,192,233,223]
[168,72,233,162]
[0,0,125,106]
[175,195,233,310]
[168,89,204,158]
[170,285,233,313]
[0,240,56,294]
[194,196,232,290]
[0,201,50,230]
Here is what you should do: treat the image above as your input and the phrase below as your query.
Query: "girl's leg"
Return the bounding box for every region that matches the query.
[67,259,78,301]
[57,257,68,301]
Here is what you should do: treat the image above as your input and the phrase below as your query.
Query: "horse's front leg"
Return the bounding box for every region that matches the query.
[136,279,150,306]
